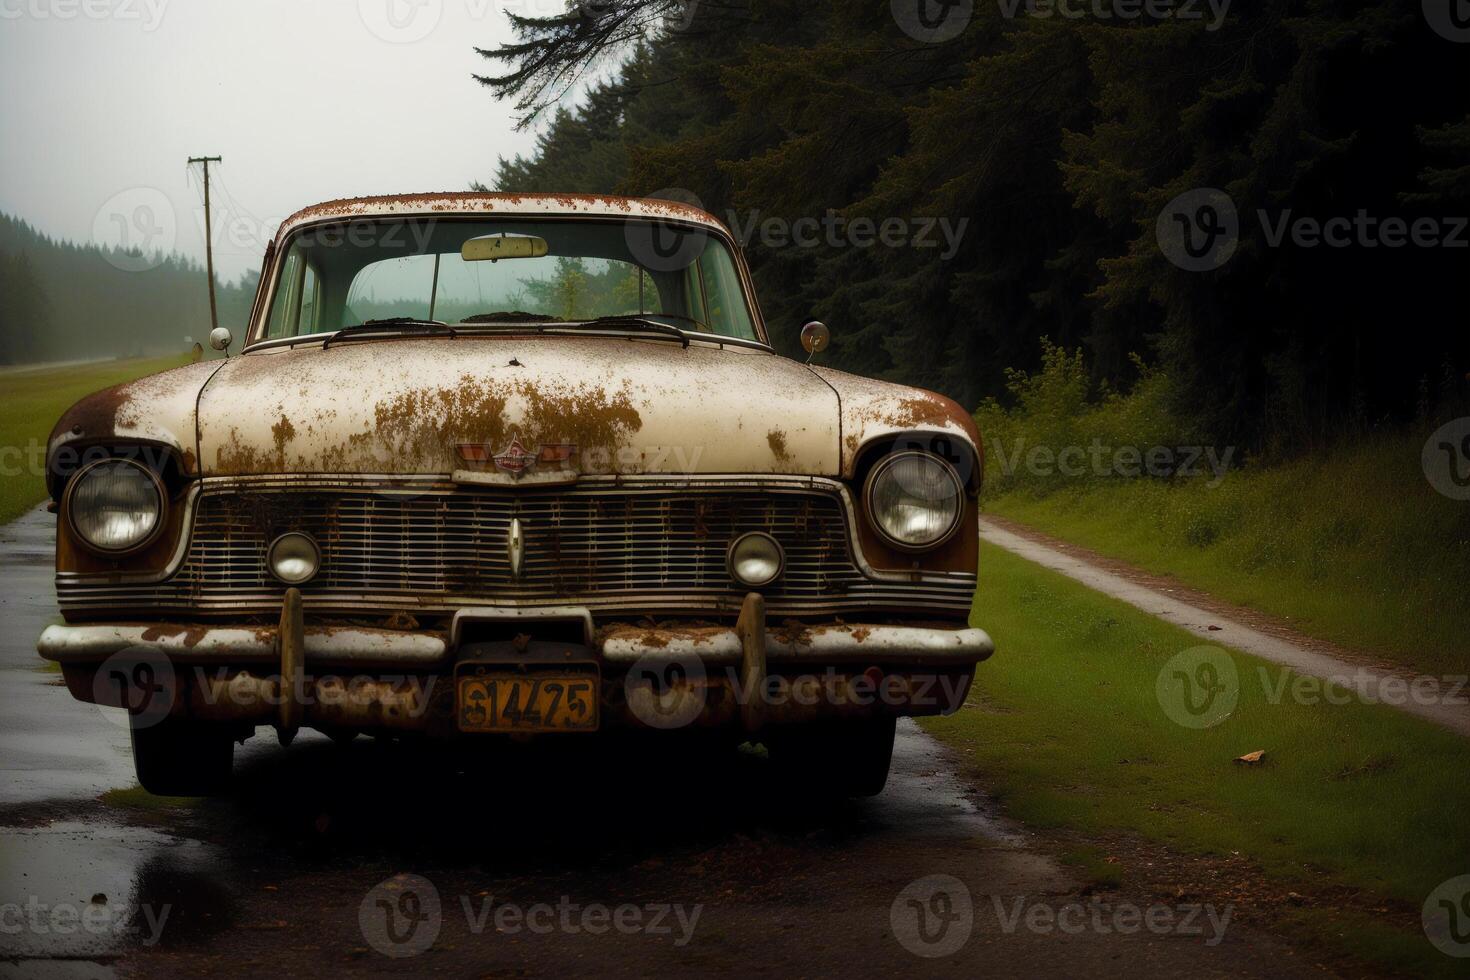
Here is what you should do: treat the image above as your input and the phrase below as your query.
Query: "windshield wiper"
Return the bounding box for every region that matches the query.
[566,315,695,348]
[460,311,560,324]
[623,312,713,333]
[323,317,455,350]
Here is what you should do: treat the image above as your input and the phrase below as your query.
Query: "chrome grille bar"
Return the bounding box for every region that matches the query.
[57,476,975,618]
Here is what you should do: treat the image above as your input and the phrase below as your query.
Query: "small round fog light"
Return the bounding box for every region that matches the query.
[727,532,784,588]
[267,532,320,585]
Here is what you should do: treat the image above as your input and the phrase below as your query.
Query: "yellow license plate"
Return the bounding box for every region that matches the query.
[457,673,599,733]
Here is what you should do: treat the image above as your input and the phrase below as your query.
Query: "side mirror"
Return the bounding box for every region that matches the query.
[800,320,830,362]
[209,327,233,353]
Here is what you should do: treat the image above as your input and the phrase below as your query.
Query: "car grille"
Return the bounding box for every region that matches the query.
[56,477,975,617]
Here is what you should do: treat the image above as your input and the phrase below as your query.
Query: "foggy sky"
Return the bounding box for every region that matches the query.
[0,0,550,281]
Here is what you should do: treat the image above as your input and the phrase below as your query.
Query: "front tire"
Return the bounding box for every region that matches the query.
[769,717,897,797]
[129,716,234,796]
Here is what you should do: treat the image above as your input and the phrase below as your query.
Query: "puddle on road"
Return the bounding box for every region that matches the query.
[0,819,232,975]
[872,720,1030,848]
[0,674,138,810]
[859,723,1067,896]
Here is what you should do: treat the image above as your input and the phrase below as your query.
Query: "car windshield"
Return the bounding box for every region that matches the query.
[260,217,759,343]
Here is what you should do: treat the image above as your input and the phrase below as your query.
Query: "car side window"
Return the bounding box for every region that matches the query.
[696,240,755,338]
[264,251,323,338]
[299,264,320,334]
[264,251,300,339]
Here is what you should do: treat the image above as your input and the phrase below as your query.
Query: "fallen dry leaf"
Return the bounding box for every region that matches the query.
[1234,750,1266,765]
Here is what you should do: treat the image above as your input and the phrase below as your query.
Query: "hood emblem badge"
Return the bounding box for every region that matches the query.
[508,518,525,581]
[454,436,579,485]
[493,436,539,477]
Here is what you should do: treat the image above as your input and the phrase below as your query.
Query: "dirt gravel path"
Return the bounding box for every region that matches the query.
[979,515,1470,738]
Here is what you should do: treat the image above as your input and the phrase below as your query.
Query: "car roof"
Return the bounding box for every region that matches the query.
[274,192,728,244]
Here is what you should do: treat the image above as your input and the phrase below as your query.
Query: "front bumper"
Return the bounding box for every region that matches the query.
[39,597,993,736]
[37,621,994,668]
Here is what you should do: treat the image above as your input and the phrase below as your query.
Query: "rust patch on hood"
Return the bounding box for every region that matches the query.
[50,381,132,444]
[47,360,222,490]
[766,429,792,464]
[212,372,643,475]
[271,415,296,454]
[366,375,513,466]
[516,381,643,455]
[885,396,956,429]
[852,392,975,440]
[366,376,642,470]
[809,364,982,477]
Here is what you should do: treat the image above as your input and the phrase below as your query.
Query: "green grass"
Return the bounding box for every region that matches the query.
[0,355,192,524]
[926,541,1470,976]
[984,431,1470,676]
[1056,845,1124,890]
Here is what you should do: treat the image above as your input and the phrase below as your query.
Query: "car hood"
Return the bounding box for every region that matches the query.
[48,336,981,488]
[194,336,842,478]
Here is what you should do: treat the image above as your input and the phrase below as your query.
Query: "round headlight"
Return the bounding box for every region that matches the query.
[727,532,784,588]
[268,532,321,585]
[864,451,964,550]
[66,458,165,554]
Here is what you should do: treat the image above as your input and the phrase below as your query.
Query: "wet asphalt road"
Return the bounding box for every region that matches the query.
[0,505,1332,978]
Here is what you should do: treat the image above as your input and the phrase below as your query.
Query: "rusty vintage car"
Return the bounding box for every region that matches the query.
[36,194,993,796]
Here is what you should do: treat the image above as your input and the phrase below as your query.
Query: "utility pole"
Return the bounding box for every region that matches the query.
[187,155,223,335]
